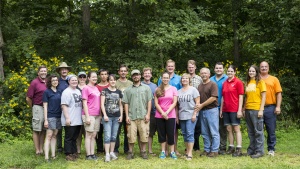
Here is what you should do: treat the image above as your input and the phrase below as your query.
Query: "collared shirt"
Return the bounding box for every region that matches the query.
[198,81,218,109]
[57,77,69,93]
[26,77,47,106]
[222,77,244,112]
[157,73,182,90]
[262,75,282,105]
[210,74,228,107]
[141,81,157,115]
[191,74,203,89]
[122,83,153,120]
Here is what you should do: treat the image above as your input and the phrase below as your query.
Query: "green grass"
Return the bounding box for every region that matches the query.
[1,128,300,169]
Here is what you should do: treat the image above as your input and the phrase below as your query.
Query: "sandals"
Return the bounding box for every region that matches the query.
[149,152,156,156]
[186,156,192,161]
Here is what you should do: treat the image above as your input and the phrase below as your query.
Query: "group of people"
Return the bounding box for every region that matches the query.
[25,59,282,162]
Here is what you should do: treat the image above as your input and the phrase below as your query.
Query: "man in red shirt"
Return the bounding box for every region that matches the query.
[26,65,47,155]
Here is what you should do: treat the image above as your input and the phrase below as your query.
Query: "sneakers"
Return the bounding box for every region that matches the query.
[110,152,118,160]
[200,151,209,156]
[207,152,218,158]
[159,151,166,159]
[126,152,134,160]
[251,152,264,158]
[232,147,243,157]
[91,154,98,160]
[86,154,98,160]
[170,152,177,160]
[140,151,148,159]
[85,155,93,160]
[268,150,275,157]
[105,154,110,162]
[226,146,235,155]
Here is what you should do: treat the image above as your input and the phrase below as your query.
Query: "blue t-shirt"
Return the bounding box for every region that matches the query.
[42,88,62,118]
[210,74,228,107]
[142,81,157,115]
[157,74,182,90]
[57,77,68,93]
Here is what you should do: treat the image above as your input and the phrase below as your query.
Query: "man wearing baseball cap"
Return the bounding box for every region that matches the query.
[123,69,152,160]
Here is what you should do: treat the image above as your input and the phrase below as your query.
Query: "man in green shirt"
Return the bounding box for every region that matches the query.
[123,69,152,160]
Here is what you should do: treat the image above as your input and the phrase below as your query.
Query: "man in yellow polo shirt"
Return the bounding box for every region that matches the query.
[260,61,282,157]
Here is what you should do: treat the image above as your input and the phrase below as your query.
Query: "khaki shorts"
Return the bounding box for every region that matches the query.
[32,105,44,131]
[82,115,100,132]
[127,119,149,143]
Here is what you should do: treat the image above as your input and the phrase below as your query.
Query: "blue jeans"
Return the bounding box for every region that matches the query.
[200,107,220,152]
[102,117,120,144]
[263,105,277,151]
[180,119,197,143]
[193,114,201,150]
[245,110,265,154]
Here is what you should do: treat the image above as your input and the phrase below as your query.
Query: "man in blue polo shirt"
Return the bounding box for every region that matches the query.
[210,62,228,155]
[157,59,182,90]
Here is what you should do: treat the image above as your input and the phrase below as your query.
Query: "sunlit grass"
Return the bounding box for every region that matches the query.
[1,126,300,169]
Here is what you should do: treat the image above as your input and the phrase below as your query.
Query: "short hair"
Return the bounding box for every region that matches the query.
[98,69,109,75]
[119,64,128,71]
[46,75,58,89]
[108,74,117,81]
[187,60,196,66]
[180,73,192,86]
[200,67,210,74]
[166,59,175,66]
[143,67,152,73]
[214,62,224,68]
[38,65,47,72]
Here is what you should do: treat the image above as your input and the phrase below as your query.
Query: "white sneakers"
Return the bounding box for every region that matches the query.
[268,150,275,157]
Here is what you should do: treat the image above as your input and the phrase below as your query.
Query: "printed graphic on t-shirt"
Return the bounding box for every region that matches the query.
[178,94,192,103]
[73,93,82,107]
[105,92,120,114]
[246,83,256,92]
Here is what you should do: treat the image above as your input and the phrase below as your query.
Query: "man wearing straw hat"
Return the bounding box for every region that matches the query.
[56,62,72,153]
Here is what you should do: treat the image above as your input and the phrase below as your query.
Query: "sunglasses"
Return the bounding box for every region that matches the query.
[79,75,86,78]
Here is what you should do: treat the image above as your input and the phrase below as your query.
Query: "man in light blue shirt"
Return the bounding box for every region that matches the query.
[157,59,182,90]
[210,62,228,155]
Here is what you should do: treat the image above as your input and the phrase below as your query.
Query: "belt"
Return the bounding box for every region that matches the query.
[33,104,43,107]
[202,107,217,111]
[264,104,276,107]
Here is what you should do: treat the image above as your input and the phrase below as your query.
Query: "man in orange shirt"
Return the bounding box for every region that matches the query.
[260,61,282,157]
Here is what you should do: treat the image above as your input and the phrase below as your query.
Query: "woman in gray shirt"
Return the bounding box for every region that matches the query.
[177,73,200,160]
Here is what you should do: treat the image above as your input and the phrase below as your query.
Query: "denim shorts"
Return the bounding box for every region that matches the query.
[48,117,62,130]
[223,112,240,126]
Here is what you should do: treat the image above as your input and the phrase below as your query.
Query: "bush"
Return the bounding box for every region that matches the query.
[0,50,98,142]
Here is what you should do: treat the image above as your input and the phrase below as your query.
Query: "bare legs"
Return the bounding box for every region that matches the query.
[44,129,58,159]
[227,125,242,147]
[85,131,97,156]
[33,130,45,154]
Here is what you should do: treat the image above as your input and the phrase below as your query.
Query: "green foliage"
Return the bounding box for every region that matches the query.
[0,50,99,142]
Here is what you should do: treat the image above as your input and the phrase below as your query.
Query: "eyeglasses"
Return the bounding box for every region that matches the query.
[79,76,86,78]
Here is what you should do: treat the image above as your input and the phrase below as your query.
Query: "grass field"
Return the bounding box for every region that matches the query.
[1,128,300,169]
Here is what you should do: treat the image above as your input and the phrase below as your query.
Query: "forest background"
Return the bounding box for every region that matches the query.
[0,0,299,141]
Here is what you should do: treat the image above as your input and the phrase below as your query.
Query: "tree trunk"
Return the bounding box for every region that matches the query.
[0,0,5,98]
[82,1,90,55]
[232,0,240,64]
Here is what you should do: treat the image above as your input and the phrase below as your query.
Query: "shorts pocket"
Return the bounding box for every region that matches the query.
[32,118,40,131]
